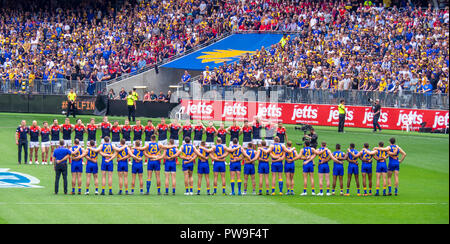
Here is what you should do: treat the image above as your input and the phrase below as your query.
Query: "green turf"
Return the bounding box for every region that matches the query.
[0,113,448,224]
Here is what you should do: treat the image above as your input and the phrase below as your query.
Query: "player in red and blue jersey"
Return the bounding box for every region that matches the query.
[251,117,262,146]
[242,120,253,148]
[121,119,132,146]
[242,142,259,195]
[70,139,84,195]
[144,120,156,147]
[169,119,181,146]
[332,144,347,195]
[100,116,111,144]
[74,119,85,147]
[132,120,144,146]
[216,123,227,146]
[50,119,61,163]
[205,122,217,147]
[86,118,97,146]
[110,121,122,148]
[346,143,361,196]
[182,121,193,145]
[29,120,40,164]
[61,118,74,149]
[276,122,287,145]
[156,118,169,146]
[227,121,241,147]
[193,121,205,146]
[40,121,51,165]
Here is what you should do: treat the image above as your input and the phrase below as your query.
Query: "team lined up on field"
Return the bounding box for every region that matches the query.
[17,116,406,197]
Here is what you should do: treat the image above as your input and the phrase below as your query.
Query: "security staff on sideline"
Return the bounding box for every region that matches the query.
[338,99,346,133]
[127,91,137,122]
[67,88,77,118]
[52,140,72,194]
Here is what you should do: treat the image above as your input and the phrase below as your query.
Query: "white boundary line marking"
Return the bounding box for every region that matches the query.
[1,202,447,206]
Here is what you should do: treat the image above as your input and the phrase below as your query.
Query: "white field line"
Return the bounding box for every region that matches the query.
[1,202,447,206]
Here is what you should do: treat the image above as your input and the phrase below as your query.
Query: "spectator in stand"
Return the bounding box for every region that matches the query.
[117,87,127,100]
[157,92,166,102]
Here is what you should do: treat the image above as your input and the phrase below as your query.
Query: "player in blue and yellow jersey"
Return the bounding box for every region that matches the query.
[386,138,407,196]
[142,135,163,195]
[98,137,114,195]
[332,144,347,195]
[129,140,145,194]
[314,142,343,196]
[163,139,179,195]
[348,143,376,196]
[298,141,317,196]
[179,137,197,195]
[110,139,131,195]
[204,138,234,195]
[283,141,297,195]
[78,140,101,195]
[257,141,271,195]
[261,136,291,195]
[345,143,361,196]
[70,139,84,195]
[229,138,244,195]
[242,142,259,195]
[372,142,390,196]
[195,141,211,195]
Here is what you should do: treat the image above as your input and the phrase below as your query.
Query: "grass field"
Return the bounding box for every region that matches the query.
[0,112,448,224]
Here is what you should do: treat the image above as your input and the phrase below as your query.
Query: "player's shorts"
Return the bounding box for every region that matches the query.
[77,140,85,147]
[206,141,215,148]
[101,161,114,172]
[244,164,255,175]
[388,158,400,171]
[361,162,373,174]
[376,162,388,173]
[29,141,39,148]
[64,139,72,147]
[158,139,168,146]
[318,163,330,174]
[348,163,359,175]
[229,141,239,147]
[111,141,121,147]
[172,140,179,146]
[132,163,143,174]
[125,140,132,146]
[213,161,226,173]
[258,161,270,174]
[50,140,59,146]
[117,161,128,172]
[388,163,400,172]
[41,141,50,148]
[333,163,344,176]
[271,162,283,173]
[193,140,202,147]
[303,161,314,173]
[284,162,295,173]
[197,162,210,174]
[229,161,241,171]
[165,161,176,172]
[147,160,161,171]
[252,139,262,145]
[265,139,274,146]
[71,161,83,173]
[182,161,194,171]
[86,162,98,174]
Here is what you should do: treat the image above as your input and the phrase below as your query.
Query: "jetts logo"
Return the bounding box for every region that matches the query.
[327,107,354,122]
[291,105,318,121]
[0,168,43,188]
[362,108,388,124]
[222,102,247,118]
[395,110,423,126]
[180,101,214,116]
[258,104,282,119]
[432,112,449,129]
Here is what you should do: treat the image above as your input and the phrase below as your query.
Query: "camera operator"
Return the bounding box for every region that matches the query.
[371,99,382,132]
[303,128,318,148]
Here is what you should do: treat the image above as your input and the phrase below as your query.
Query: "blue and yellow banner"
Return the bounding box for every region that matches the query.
[162,33,283,70]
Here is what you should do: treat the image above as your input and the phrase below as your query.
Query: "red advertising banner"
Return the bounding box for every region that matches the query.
[179,100,449,131]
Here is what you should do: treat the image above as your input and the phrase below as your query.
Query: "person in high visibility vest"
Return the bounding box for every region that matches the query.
[127,91,136,122]
[338,99,346,133]
[67,88,77,118]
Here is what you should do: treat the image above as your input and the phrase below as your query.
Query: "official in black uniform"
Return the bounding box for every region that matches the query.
[372,99,382,132]
[15,120,29,165]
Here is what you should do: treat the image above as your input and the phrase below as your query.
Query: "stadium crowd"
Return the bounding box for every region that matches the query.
[187,1,449,100]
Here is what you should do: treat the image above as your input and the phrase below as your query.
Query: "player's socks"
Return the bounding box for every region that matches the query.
[230,180,235,193]
[131,189,134,194]
[237,180,242,194]
[146,181,151,193]
[140,188,143,194]
[383,187,386,195]
[207,188,210,194]
[375,187,380,195]
[346,188,350,194]
[185,187,189,193]
[157,187,161,194]
[311,187,315,194]
[357,188,360,195]
[222,186,226,194]
[259,188,262,194]
[278,179,283,192]
[72,188,75,193]
[395,187,398,195]
[272,187,275,193]
[326,188,330,194]
[303,188,307,193]
[214,186,217,194]
[118,190,122,195]
[388,185,392,193]
[197,188,201,194]
[165,188,169,194]
[172,188,176,194]
[78,187,81,194]
[364,187,367,195]
[319,188,323,194]
[190,187,193,193]
[86,188,89,193]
